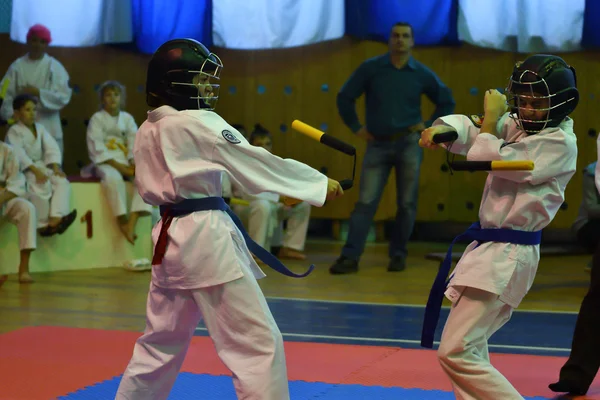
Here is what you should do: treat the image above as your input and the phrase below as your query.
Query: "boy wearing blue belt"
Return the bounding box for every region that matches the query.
[419,54,579,399]
[115,38,344,400]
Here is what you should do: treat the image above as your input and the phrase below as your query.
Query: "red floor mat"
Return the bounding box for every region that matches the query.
[1,326,599,400]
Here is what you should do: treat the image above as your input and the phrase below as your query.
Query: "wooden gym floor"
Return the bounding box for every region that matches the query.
[0,239,590,335]
[2,239,598,399]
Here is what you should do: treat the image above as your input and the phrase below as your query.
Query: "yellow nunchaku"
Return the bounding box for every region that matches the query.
[0,79,15,126]
[229,198,250,207]
[0,79,9,99]
[420,130,534,171]
[286,119,357,206]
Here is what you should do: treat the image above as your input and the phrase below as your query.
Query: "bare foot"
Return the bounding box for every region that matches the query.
[278,247,307,260]
[0,275,7,287]
[119,223,136,245]
[125,219,139,243]
[18,273,34,284]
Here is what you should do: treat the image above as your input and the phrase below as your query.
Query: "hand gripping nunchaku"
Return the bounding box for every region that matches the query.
[291,120,357,190]
[420,130,534,172]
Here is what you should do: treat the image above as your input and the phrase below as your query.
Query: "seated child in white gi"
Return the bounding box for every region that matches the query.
[419,54,579,399]
[232,124,311,260]
[115,38,344,400]
[86,80,152,244]
[0,141,38,284]
[6,94,76,236]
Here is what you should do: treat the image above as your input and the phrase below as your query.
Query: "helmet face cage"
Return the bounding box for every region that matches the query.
[506,67,577,134]
[505,69,554,134]
[171,52,223,110]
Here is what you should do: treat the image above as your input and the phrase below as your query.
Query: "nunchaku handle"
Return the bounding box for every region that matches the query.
[0,79,9,99]
[433,130,459,144]
[320,133,356,156]
[339,179,353,190]
[291,120,356,156]
[422,128,534,171]
[450,160,534,171]
[291,119,357,189]
[418,130,458,147]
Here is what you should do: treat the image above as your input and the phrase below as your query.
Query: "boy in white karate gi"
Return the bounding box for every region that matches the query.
[232,124,312,260]
[114,38,344,400]
[420,54,579,399]
[0,141,37,284]
[0,24,72,153]
[6,94,76,236]
[86,80,153,244]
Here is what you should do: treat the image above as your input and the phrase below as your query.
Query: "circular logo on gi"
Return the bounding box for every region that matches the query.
[222,129,241,144]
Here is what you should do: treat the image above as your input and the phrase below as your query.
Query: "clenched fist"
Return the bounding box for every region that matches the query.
[326,178,344,201]
[419,125,456,149]
[484,89,508,119]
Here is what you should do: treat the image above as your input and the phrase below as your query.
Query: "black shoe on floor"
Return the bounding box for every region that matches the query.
[329,256,358,275]
[387,257,406,272]
[548,380,587,396]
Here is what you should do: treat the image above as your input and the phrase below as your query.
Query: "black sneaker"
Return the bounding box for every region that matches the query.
[329,256,358,275]
[57,209,78,234]
[549,380,587,396]
[387,257,406,272]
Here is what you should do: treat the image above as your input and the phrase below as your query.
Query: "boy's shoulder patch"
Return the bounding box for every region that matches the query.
[469,114,484,128]
[222,129,241,144]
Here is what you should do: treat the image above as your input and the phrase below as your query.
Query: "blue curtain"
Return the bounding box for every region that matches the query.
[0,0,11,33]
[582,0,600,48]
[344,0,459,46]
[132,0,213,54]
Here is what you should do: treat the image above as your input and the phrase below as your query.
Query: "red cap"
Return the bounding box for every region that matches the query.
[27,24,52,44]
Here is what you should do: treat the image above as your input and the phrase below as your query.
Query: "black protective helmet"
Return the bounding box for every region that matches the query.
[146,38,223,111]
[505,54,578,134]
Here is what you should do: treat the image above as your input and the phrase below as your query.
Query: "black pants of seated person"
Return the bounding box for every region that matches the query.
[549,220,600,395]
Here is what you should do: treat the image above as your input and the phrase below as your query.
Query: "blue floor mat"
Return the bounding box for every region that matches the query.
[58,372,553,399]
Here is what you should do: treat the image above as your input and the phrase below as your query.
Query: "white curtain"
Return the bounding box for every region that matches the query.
[457,0,585,53]
[10,0,132,46]
[212,0,345,50]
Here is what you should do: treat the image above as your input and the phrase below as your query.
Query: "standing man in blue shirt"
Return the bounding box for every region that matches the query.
[330,22,455,274]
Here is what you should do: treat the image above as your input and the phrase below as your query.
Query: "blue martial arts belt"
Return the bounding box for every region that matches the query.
[420,222,542,349]
[153,197,314,278]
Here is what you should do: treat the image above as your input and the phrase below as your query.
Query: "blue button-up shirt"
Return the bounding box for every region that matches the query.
[337,53,456,138]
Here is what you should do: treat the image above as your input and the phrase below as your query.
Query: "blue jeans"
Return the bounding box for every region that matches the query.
[341,133,423,261]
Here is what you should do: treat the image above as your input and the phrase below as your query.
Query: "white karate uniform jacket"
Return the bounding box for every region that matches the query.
[0,142,27,202]
[133,106,328,290]
[0,54,72,150]
[5,122,70,227]
[0,142,37,251]
[6,121,62,171]
[87,109,138,165]
[435,113,577,308]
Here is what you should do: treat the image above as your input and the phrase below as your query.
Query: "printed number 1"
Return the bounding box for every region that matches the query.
[80,210,92,238]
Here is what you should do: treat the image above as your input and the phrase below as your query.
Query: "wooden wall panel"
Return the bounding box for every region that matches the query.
[1,34,598,229]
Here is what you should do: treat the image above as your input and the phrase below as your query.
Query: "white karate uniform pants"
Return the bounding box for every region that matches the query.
[115,264,289,400]
[234,200,310,251]
[25,168,71,228]
[95,164,152,217]
[437,287,524,400]
[2,197,37,250]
